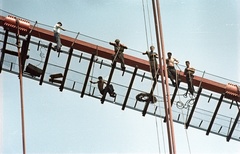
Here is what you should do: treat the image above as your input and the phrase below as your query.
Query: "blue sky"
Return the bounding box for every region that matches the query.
[1,0,240,153]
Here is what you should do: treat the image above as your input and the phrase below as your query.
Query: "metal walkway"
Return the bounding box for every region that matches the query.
[0,15,239,142]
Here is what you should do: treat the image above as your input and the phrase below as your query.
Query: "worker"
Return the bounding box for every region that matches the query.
[142,45,159,80]
[166,52,180,86]
[90,76,116,97]
[184,61,195,95]
[109,39,128,71]
[52,22,65,52]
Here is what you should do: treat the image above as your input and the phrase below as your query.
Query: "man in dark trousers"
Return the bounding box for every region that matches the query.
[166,52,179,86]
[109,39,128,71]
[184,61,195,95]
[142,45,159,80]
[90,76,116,97]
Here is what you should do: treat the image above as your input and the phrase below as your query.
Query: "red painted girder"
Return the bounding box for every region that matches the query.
[0,15,238,102]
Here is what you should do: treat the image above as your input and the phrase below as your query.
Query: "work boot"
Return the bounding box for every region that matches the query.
[110,92,116,97]
[52,46,57,51]
[122,66,126,71]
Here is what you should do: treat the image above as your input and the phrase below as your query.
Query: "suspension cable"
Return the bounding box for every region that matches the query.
[154,110,162,154]
[157,107,167,154]
[142,1,163,153]
[146,0,153,45]
[142,0,149,48]
[154,81,167,154]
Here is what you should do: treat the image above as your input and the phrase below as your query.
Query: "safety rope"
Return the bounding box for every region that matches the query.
[34,22,47,67]
[178,98,192,154]
[176,72,192,154]
[35,22,45,66]
[35,45,46,67]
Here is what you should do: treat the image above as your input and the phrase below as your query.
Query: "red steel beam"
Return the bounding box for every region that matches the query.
[0,15,239,102]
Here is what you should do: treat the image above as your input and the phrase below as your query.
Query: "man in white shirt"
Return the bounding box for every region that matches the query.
[53,22,65,52]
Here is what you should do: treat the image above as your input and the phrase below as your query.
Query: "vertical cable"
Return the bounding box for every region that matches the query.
[146,0,153,45]
[142,0,149,48]
[177,90,192,154]
[154,114,161,154]
[143,1,163,153]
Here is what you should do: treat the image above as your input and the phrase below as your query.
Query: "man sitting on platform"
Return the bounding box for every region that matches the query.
[90,76,116,98]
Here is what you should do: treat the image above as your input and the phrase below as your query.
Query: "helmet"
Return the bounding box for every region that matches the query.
[57,22,62,26]
[115,39,120,43]
[150,45,155,50]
